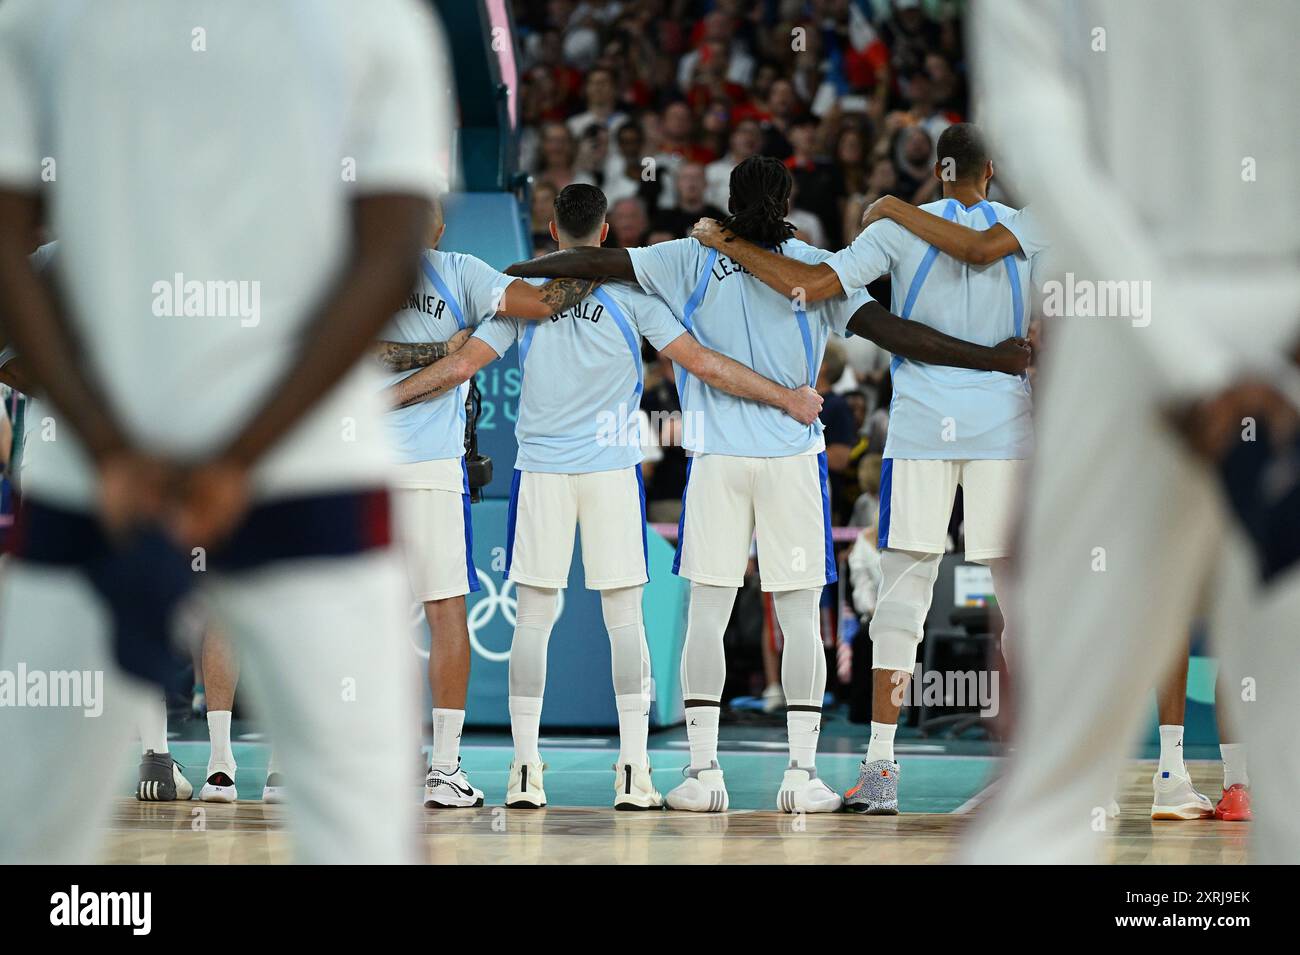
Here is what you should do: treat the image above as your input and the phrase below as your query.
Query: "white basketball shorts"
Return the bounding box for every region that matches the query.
[877,458,1028,562]
[674,451,835,592]
[391,458,479,602]
[506,465,648,590]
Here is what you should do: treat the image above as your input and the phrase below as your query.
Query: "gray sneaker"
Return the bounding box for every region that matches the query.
[136,750,192,801]
[844,758,900,814]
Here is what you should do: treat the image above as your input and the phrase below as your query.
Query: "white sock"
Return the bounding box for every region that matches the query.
[787,710,822,770]
[865,720,897,763]
[615,693,650,768]
[266,749,280,778]
[430,708,465,772]
[139,697,169,755]
[509,696,544,764]
[685,704,720,769]
[207,709,236,777]
[1220,742,1249,789]
[1157,724,1186,775]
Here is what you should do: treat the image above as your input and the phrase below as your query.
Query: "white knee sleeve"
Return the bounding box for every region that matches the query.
[869,549,941,673]
[681,583,736,703]
[600,586,651,699]
[509,585,559,698]
[773,588,825,708]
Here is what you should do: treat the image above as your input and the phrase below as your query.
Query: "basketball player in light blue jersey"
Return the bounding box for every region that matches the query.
[383,183,822,809]
[691,127,1039,814]
[368,197,601,808]
[508,156,1030,813]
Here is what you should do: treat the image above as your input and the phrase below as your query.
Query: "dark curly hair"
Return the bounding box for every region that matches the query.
[720,155,797,248]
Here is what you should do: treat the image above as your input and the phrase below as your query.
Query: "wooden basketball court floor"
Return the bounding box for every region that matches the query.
[100,735,1248,864]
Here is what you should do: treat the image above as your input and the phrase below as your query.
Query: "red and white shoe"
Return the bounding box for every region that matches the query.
[1214,784,1252,821]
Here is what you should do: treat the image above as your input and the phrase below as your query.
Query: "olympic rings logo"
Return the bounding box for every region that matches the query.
[407,567,564,663]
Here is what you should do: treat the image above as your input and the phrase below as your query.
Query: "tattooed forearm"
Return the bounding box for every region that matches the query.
[394,381,453,409]
[372,340,450,372]
[539,277,601,314]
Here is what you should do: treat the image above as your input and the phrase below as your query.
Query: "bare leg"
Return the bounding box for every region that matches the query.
[203,627,240,712]
[425,595,469,709]
[425,595,469,772]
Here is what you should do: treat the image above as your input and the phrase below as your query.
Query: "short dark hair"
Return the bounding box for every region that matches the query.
[936,123,990,182]
[553,183,607,239]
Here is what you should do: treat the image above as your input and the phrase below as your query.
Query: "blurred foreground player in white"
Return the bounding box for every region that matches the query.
[0,0,446,863]
[693,131,1040,814]
[515,158,1030,813]
[388,183,823,809]
[370,198,608,809]
[959,0,1300,863]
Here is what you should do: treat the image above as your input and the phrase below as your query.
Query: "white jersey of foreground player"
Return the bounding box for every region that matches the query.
[961,0,1300,865]
[0,0,449,864]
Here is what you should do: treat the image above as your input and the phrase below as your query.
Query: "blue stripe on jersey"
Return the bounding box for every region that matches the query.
[818,451,837,584]
[635,463,649,581]
[975,201,1025,338]
[675,248,718,407]
[420,258,467,330]
[460,458,481,593]
[890,201,962,382]
[592,286,645,398]
[794,307,815,386]
[518,321,538,369]
[505,469,522,579]
[672,457,694,576]
[877,457,894,549]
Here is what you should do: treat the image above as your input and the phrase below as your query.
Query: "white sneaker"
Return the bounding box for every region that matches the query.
[761,683,785,714]
[1151,768,1214,819]
[613,762,664,811]
[777,766,842,813]
[262,772,285,804]
[666,761,729,812]
[505,759,547,809]
[199,770,237,803]
[423,761,484,808]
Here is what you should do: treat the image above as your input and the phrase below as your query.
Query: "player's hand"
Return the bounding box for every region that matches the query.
[1168,380,1300,462]
[97,449,175,537]
[784,385,824,426]
[861,195,900,229]
[168,457,251,549]
[990,337,1032,375]
[447,328,471,353]
[690,217,726,250]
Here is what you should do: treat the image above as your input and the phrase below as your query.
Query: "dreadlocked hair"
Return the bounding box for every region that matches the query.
[720,155,797,248]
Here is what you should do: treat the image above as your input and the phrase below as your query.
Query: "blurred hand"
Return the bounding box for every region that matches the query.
[785,385,824,426]
[990,337,1033,375]
[690,217,726,250]
[1169,380,1300,462]
[168,458,251,548]
[97,450,174,537]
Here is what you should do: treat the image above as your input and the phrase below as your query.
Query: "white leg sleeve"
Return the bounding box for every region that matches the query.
[680,583,736,703]
[773,588,824,707]
[508,585,558,699]
[868,549,942,673]
[599,585,650,699]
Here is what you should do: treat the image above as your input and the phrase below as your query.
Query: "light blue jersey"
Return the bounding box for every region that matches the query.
[627,237,870,458]
[825,198,1040,460]
[381,248,512,463]
[473,280,686,473]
